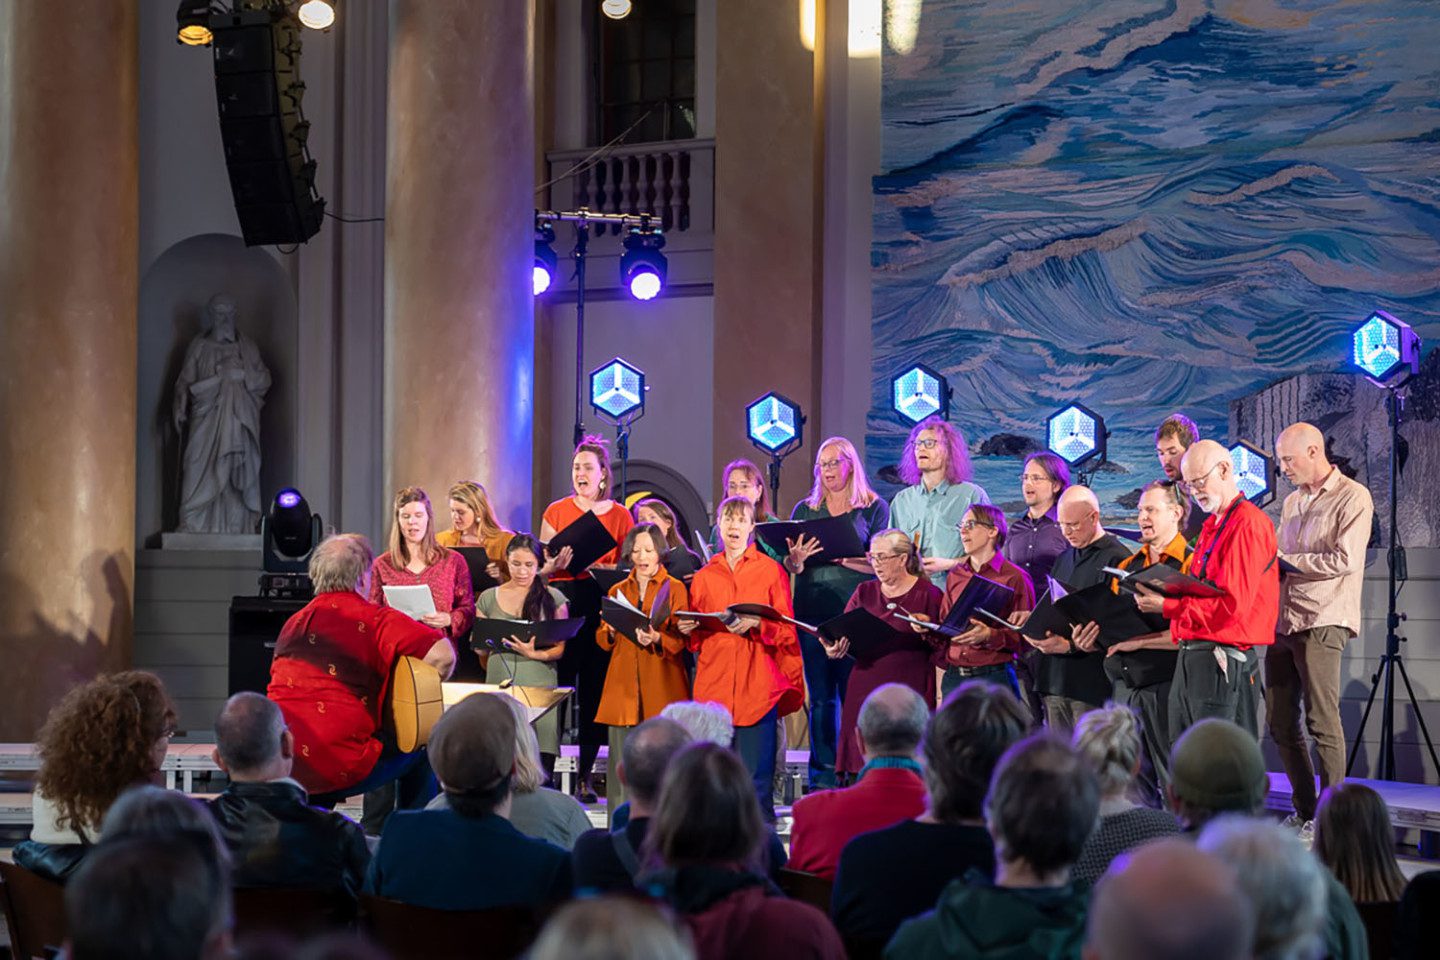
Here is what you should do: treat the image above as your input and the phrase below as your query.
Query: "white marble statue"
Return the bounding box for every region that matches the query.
[172,294,272,533]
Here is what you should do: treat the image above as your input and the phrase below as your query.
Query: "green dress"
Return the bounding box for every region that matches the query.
[479,585,570,755]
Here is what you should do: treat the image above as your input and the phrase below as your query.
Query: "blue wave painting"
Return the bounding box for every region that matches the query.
[867,0,1440,525]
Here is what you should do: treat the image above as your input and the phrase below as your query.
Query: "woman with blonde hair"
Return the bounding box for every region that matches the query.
[436,479,514,583]
[495,693,592,850]
[784,436,890,789]
[1070,703,1178,884]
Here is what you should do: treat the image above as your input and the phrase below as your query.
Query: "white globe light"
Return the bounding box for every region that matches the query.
[601,0,633,21]
[298,0,336,30]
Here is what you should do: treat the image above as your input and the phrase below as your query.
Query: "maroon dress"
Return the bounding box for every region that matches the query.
[835,577,944,775]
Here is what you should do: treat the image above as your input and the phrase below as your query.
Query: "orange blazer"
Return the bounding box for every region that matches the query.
[594,570,692,726]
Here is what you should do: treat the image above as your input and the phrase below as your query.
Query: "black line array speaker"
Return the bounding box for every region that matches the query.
[211,9,324,246]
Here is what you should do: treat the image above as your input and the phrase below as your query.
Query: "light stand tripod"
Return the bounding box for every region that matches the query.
[1345,386,1439,780]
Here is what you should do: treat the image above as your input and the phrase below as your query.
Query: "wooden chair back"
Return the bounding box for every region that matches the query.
[0,860,67,960]
[775,867,834,913]
[360,894,541,960]
[232,886,356,941]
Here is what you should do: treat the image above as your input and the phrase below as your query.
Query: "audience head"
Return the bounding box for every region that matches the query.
[620,718,694,813]
[212,692,289,781]
[505,533,558,620]
[447,480,503,539]
[102,785,229,867]
[573,434,614,500]
[645,742,766,873]
[1180,440,1239,514]
[529,897,695,960]
[1084,839,1254,960]
[807,436,877,509]
[922,681,1030,823]
[497,693,546,794]
[659,701,735,748]
[722,458,771,520]
[1021,452,1071,512]
[1072,704,1142,801]
[1198,816,1328,960]
[309,533,374,595]
[1166,719,1267,828]
[389,485,439,566]
[867,528,921,579]
[1155,413,1201,481]
[1138,480,1188,546]
[1057,486,1102,548]
[959,503,1008,558]
[634,498,684,549]
[716,495,756,553]
[985,735,1099,879]
[900,415,972,486]
[430,693,517,817]
[622,522,669,577]
[857,683,928,762]
[65,831,233,960]
[1314,782,1407,903]
[1275,422,1331,490]
[36,670,178,838]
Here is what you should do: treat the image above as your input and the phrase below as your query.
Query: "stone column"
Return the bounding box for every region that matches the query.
[0,0,139,739]
[385,0,536,533]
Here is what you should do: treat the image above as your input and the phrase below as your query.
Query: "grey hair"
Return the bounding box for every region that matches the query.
[102,785,231,870]
[1197,816,1327,960]
[659,701,735,749]
[213,692,285,776]
[499,694,544,794]
[309,533,374,594]
[1073,703,1142,798]
[857,684,929,756]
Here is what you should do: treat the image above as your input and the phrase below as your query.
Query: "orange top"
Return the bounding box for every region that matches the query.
[688,545,805,726]
[435,527,514,564]
[594,570,692,726]
[541,497,635,580]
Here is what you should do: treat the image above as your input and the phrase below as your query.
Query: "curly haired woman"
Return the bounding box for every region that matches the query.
[14,670,177,881]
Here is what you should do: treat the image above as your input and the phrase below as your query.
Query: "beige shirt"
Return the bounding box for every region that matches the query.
[1276,467,1374,635]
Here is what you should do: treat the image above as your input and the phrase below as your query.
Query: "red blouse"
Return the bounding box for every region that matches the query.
[367,549,475,640]
[541,497,635,580]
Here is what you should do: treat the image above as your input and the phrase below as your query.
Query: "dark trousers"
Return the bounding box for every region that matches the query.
[556,578,610,788]
[1112,677,1173,808]
[734,705,780,822]
[309,736,437,835]
[800,633,852,789]
[942,662,1019,701]
[1168,642,1260,744]
[1265,627,1349,820]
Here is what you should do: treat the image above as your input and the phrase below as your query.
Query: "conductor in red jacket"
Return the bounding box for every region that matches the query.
[1135,440,1278,744]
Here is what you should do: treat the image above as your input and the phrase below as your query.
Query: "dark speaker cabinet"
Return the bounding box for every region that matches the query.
[228,596,307,695]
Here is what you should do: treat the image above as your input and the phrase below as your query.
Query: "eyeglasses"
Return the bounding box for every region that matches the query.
[867,552,906,564]
[958,520,994,532]
[915,438,940,450]
[1018,472,1051,483]
[818,459,846,470]
[1058,512,1097,532]
[1184,462,1222,490]
[160,727,177,741]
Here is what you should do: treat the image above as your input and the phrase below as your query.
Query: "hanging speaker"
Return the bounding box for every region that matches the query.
[211,9,325,246]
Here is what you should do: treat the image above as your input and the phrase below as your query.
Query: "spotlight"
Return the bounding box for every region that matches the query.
[589,357,646,424]
[620,227,667,301]
[534,221,557,296]
[891,363,951,424]
[298,0,336,30]
[1046,403,1107,469]
[601,0,634,20]
[1228,441,1275,509]
[262,487,323,588]
[747,392,806,513]
[176,0,213,46]
[1352,310,1420,386]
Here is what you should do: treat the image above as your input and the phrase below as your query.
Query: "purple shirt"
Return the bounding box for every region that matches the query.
[1004,508,1068,591]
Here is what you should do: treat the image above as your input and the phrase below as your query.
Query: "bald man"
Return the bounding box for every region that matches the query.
[1268,423,1374,827]
[1135,440,1278,742]
[1027,486,1131,733]
[1084,840,1254,960]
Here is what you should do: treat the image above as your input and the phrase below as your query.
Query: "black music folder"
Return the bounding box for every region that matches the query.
[470,616,586,651]
[543,510,618,575]
[754,515,867,563]
[600,581,674,644]
[589,565,629,595]
[813,608,901,661]
[1106,563,1225,599]
[454,547,500,595]
[896,574,1015,640]
[1020,580,1075,641]
[1053,581,1160,647]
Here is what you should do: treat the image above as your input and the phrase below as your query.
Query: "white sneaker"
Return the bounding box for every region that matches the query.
[1297,819,1315,844]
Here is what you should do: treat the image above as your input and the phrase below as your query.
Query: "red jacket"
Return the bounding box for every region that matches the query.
[787,767,928,880]
[685,886,845,960]
[1164,497,1279,650]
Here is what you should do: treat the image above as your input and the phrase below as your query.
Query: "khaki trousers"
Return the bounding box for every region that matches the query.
[1265,626,1349,820]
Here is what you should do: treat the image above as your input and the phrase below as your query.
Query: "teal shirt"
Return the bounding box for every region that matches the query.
[788,498,891,624]
[889,480,991,587]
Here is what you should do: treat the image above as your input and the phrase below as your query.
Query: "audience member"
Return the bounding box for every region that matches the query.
[1083,839,1253,960]
[573,717,693,891]
[15,670,178,882]
[529,897,696,960]
[492,693,592,849]
[640,742,845,960]
[789,684,929,880]
[1070,705,1178,885]
[1197,817,1328,960]
[64,832,232,960]
[206,692,370,897]
[1313,782,1406,905]
[364,692,571,909]
[887,735,1098,959]
[831,681,1029,946]
[659,700,735,747]
[102,785,228,861]
[1396,870,1440,960]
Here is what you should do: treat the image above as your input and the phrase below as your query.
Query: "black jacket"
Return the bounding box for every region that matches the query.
[206,780,370,898]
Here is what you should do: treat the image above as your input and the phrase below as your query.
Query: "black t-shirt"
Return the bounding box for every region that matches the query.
[1036,533,1132,704]
[830,819,995,944]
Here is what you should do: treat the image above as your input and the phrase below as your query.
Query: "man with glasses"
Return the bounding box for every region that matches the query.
[1026,485,1130,734]
[1135,440,1279,742]
[889,416,991,587]
[1006,452,1073,724]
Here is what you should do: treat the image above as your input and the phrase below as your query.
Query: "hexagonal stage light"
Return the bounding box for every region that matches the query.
[1229,440,1275,509]
[1352,310,1420,385]
[1046,403,1107,468]
[746,392,804,456]
[891,363,950,424]
[589,357,646,424]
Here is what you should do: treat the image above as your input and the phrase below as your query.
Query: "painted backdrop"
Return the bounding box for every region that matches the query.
[868,0,1440,542]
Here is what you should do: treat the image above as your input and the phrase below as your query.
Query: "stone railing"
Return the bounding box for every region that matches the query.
[543,138,715,237]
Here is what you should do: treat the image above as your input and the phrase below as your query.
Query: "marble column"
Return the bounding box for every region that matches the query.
[385,0,536,533]
[0,0,139,739]
[713,0,824,514]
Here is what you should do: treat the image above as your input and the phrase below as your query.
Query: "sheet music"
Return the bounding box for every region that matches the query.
[383,585,437,619]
